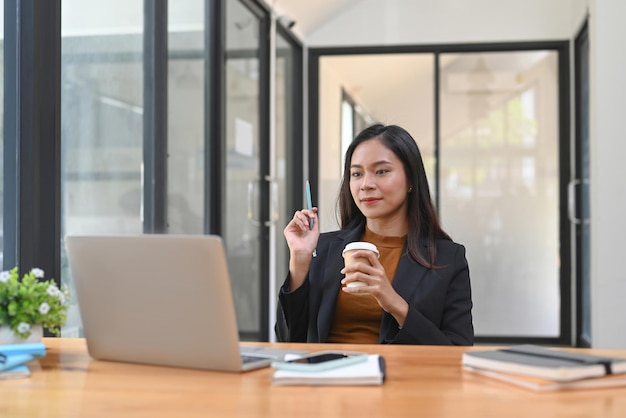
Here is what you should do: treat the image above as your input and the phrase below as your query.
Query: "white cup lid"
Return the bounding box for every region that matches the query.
[342,241,380,256]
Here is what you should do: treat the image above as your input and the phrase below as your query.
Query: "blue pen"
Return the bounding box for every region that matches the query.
[306,180,314,230]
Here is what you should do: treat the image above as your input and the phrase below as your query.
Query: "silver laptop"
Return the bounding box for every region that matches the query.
[65,234,306,372]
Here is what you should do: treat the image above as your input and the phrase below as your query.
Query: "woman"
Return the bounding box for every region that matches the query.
[275,124,473,345]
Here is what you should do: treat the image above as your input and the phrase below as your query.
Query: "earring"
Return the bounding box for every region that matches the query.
[408,186,413,193]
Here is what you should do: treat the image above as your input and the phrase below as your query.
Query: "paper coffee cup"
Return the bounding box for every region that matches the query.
[342,242,379,289]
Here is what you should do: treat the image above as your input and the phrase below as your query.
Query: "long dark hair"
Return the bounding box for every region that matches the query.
[338,124,451,268]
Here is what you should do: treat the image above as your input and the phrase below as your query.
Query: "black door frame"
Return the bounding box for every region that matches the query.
[308,41,572,346]
[574,20,591,348]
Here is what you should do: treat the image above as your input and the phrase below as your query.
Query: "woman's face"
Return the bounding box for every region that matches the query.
[349,138,411,226]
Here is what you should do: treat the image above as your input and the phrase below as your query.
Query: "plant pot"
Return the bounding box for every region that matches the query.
[0,325,43,345]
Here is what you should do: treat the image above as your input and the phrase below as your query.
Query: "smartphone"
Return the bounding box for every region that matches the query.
[305,180,314,230]
[271,351,368,372]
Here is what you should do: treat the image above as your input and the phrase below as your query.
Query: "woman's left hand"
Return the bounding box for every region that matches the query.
[340,250,409,327]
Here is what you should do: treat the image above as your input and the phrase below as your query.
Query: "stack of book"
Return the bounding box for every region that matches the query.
[462,344,626,391]
[272,354,386,386]
[0,342,47,380]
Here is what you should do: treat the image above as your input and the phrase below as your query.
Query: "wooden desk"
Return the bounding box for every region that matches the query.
[2,339,626,417]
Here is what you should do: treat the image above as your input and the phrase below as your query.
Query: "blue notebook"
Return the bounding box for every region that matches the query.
[0,364,31,380]
[0,342,47,372]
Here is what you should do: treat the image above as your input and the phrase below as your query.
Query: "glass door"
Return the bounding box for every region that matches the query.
[167,1,206,236]
[439,50,568,343]
[313,42,570,344]
[269,27,301,341]
[60,1,144,337]
[224,0,266,340]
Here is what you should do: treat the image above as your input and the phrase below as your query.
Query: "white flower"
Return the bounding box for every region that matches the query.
[59,285,70,305]
[31,268,45,278]
[17,322,31,333]
[39,302,50,315]
[0,271,10,283]
[47,284,60,296]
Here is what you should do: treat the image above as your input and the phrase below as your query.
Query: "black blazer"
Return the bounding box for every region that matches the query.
[276,224,474,345]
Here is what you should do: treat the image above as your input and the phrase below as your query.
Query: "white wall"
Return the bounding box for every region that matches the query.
[318,61,344,231]
[589,0,626,349]
[308,0,587,47]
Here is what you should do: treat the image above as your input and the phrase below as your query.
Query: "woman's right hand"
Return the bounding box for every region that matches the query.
[284,207,319,253]
[284,207,319,290]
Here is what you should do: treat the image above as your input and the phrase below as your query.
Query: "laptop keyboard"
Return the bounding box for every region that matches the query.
[239,345,310,364]
[241,354,271,364]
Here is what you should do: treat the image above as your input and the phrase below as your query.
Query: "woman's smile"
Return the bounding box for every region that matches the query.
[360,197,381,205]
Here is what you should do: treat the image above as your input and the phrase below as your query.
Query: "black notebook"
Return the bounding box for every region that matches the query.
[463,365,626,391]
[462,345,626,382]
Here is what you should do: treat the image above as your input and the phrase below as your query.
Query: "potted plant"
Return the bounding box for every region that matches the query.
[0,267,70,344]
